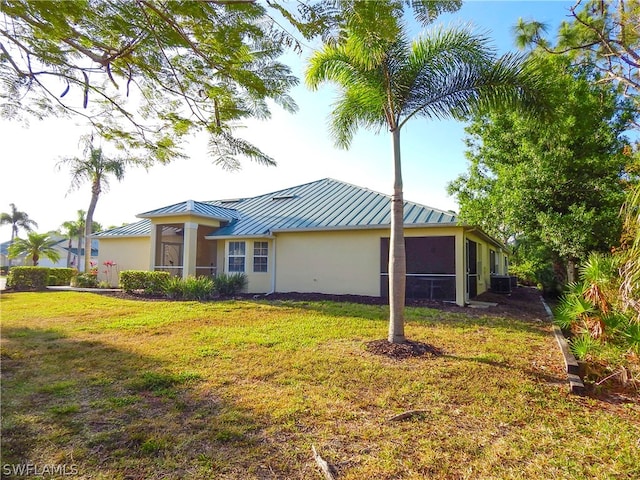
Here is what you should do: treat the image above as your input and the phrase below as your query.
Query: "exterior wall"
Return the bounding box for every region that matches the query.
[273,227,463,298]
[220,239,273,294]
[464,231,505,297]
[96,237,150,285]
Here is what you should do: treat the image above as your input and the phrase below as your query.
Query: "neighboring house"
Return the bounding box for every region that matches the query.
[94,178,509,306]
[0,236,99,269]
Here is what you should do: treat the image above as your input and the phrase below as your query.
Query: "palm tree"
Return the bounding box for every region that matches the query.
[0,203,38,267]
[60,210,85,269]
[8,231,61,266]
[57,135,128,273]
[306,5,544,343]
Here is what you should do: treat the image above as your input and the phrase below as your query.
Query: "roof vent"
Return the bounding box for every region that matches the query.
[220,198,243,204]
[272,194,295,200]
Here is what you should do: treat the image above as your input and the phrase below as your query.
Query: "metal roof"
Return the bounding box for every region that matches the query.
[208,178,456,236]
[93,219,151,238]
[95,179,457,239]
[137,200,238,221]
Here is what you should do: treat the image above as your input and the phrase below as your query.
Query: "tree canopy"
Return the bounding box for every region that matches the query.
[0,0,298,167]
[515,0,640,115]
[448,54,636,280]
[8,231,61,266]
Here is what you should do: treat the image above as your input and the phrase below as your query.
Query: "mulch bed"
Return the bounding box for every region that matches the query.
[93,286,549,321]
[365,338,443,360]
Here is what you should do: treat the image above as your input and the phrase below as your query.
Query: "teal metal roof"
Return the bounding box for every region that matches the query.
[93,219,151,237]
[207,178,456,237]
[95,179,457,239]
[138,199,238,221]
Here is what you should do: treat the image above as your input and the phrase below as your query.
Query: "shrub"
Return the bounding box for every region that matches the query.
[7,266,49,291]
[182,276,214,301]
[48,268,76,286]
[0,266,8,275]
[570,333,600,360]
[164,276,184,300]
[120,270,169,295]
[72,273,98,288]
[214,273,247,296]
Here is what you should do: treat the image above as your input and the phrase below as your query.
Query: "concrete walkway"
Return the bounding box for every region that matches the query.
[47,286,122,293]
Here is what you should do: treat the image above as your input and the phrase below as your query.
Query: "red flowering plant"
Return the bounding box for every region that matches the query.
[102,260,118,287]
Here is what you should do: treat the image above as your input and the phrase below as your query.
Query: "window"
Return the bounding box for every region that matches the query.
[253,241,268,273]
[228,241,245,272]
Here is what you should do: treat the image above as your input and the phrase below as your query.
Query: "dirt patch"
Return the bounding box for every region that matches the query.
[365,339,443,360]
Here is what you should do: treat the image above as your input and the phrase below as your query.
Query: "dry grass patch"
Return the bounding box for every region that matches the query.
[1,291,639,479]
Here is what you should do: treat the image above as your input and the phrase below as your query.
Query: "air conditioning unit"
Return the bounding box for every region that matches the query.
[490,275,512,294]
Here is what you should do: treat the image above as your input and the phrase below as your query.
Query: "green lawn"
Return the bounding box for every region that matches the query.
[1,292,639,479]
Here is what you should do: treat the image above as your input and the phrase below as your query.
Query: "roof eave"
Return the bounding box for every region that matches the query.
[136,212,235,222]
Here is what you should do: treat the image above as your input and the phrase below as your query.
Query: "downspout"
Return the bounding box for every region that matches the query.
[268,235,276,294]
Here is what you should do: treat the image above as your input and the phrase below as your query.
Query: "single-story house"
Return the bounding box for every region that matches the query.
[0,235,98,269]
[94,178,509,306]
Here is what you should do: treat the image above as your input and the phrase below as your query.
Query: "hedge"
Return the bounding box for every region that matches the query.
[7,267,49,291]
[48,268,76,286]
[120,270,170,295]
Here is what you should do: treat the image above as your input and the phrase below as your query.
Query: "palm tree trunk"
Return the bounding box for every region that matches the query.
[76,232,83,271]
[8,226,16,268]
[84,186,100,273]
[66,237,73,268]
[388,127,406,344]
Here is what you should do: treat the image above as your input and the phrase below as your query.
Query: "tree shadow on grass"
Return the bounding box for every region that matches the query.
[0,327,311,479]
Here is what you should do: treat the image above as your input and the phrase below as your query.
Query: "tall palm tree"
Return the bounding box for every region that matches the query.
[8,231,61,266]
[60,210,85,269]
[306,5,544,343]
[0,203,38,267]
[57,135,128,273]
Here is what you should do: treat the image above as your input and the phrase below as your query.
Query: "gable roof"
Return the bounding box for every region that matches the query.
[94,178,457,239]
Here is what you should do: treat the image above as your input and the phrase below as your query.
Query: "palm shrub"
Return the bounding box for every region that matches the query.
[554,282,597,333]
[569,333,601,361]
[214,273,247,296]
[182,276,214,301]
[164,276,185,300]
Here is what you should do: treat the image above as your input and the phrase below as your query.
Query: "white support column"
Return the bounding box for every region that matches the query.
[149,223,158,271]
[183,222,199,279]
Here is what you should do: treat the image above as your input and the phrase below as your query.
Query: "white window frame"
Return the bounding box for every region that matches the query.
[228,241,246,273]
[253,241,268,273]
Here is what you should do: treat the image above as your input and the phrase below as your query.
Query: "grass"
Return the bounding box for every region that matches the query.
[1,291,639,479]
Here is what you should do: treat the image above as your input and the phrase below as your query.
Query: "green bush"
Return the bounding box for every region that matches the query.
[48,268,76,286]
[7,266,49,291]
[182,276,214,301]
[163,276,215,300]
[72,273,98,288]
[214,273,247,296]
[120,270,169,295]
[164,276,184,300]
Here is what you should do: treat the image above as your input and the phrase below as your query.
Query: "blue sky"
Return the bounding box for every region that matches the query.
[0,1,575,239]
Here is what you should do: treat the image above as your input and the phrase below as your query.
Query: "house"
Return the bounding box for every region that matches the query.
[0,236,99,270]
[94,178,509,306]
